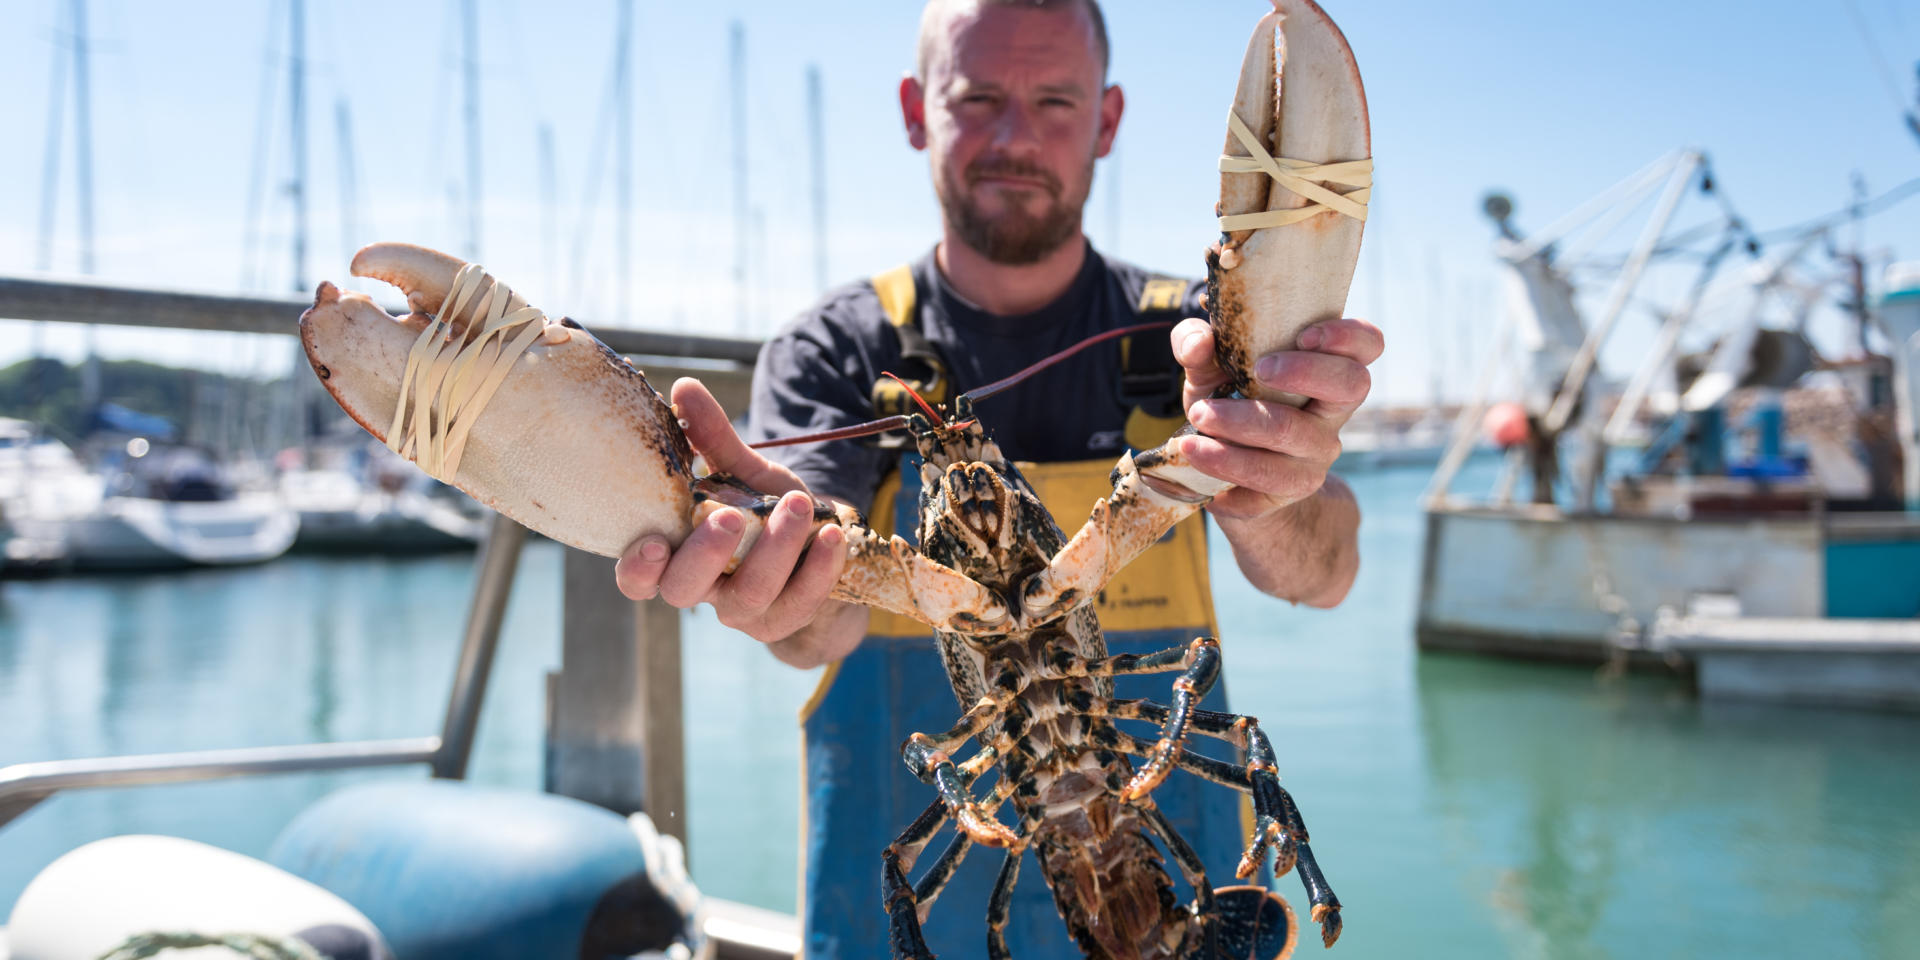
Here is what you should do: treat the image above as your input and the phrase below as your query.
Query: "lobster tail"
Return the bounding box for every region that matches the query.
[1037,806,1194,960]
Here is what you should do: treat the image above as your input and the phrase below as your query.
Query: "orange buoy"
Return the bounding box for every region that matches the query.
[1484,402,1531,448]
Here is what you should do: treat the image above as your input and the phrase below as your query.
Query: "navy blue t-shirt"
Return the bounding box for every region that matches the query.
[742,242,1205,515]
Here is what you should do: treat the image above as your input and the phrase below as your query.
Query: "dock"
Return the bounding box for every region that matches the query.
[1653,615,1920,712]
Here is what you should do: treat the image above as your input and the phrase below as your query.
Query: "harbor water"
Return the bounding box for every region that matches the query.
[2,462,1917,959]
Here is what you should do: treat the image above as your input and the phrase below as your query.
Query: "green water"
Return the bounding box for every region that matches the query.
[3,464,1917,958]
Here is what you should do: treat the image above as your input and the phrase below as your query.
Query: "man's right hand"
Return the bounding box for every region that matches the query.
[615,378,855,652]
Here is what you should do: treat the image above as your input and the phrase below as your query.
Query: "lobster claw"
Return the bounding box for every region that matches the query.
[300,242,699,558]
[351,243,472,327]
[1206,0,1371,407]
[305,243,1013,634]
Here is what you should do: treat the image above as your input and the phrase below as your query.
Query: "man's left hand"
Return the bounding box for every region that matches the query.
[1170,316,1384,519]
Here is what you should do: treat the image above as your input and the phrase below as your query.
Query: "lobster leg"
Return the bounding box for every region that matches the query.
[1135,801,1219,952]
[1102,701,1296,877]
[1037,638,1205,683]
[1109,727,1249,789]
[885,799,951,960]
[890,791,1027,958]
[903,674,1025,852]
[912,752,1007,921]
[1244,725,1343,949]
[920,687,1028,754]
[912,831,974,921]
[984,845,1024,960]
[891,663,1028,950]
[1105,725,1297,881]
[986,804,1047,960]
[1096,720,1320,960]
[957,744,1002,787]
[1119,638,1222,802]
[1101,703,1344,948]
[902,731,1019,849]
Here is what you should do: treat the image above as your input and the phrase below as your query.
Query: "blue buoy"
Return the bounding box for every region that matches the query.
[268,781,689,960]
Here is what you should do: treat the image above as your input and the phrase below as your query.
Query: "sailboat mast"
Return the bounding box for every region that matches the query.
[754,206,768,333]
[807,64,827,294]
[616,0,632,324]
[36,14,67,274]
[288,0,307,291]
[336,99,360,261]
[33,0,72,369]
[70,0,101,414]
[463,0,481,260]
[73,0,94,277]
[730,21,747,333]
[282,0,312,451]
[1427,246,1444,408]
[539,122,557,296]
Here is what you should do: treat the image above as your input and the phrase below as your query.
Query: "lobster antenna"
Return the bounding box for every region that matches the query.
[748,414,911,449]
[750,320,1178,451]
[964,320,1177,404]
[744,372,943,450]
[880,370,946,428]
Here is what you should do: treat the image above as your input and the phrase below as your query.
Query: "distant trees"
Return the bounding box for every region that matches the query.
[0,358,298,452]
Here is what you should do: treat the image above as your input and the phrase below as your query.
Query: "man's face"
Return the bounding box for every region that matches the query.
[906,2,1122,265]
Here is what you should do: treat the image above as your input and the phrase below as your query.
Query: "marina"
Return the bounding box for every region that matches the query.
[3,462,1917,958]
[1,0,1917,957]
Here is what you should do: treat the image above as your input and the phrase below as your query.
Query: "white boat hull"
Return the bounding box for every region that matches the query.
[292,494,484,552]
[281,468,485,552]
[56,494,299,571]
[1416,504,1826,662]
[1416,503,1920,664]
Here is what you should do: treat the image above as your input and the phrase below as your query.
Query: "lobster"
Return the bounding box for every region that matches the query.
[851,375,1343,960]
[294,3,1368,956]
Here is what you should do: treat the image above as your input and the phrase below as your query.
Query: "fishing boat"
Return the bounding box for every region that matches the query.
[1415,152,1920,711]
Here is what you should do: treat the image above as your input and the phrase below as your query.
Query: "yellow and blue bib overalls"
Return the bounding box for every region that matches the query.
[796,267,1251,959]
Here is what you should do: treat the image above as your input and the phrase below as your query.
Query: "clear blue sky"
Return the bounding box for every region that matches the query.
[2,0,1916,404]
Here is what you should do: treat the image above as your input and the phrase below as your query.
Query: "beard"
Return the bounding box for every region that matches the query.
[938,152,1093,266]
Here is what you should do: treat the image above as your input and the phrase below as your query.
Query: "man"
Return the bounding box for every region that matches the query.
[616,1,1381,956]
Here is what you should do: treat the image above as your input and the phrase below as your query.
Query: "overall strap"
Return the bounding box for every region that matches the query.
[869,265,952,428]
[1119,274,1193,450]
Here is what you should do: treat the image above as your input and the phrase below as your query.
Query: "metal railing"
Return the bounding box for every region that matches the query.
[0,274,791,957]
[0,501,531,834]
[0,275,762,362]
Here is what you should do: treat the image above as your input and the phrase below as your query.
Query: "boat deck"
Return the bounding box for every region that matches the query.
[1654,615,1920,711]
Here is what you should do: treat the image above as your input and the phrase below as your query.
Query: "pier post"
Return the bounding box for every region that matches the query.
[549,548,688,850]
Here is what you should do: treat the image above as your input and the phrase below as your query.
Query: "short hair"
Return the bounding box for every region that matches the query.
[916,0,1110,84]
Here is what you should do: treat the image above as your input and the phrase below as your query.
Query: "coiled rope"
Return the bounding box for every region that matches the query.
[95,931,325,960]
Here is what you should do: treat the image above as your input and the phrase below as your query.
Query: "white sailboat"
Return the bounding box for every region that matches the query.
[0,419,96,569]
[5,430,299,573]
